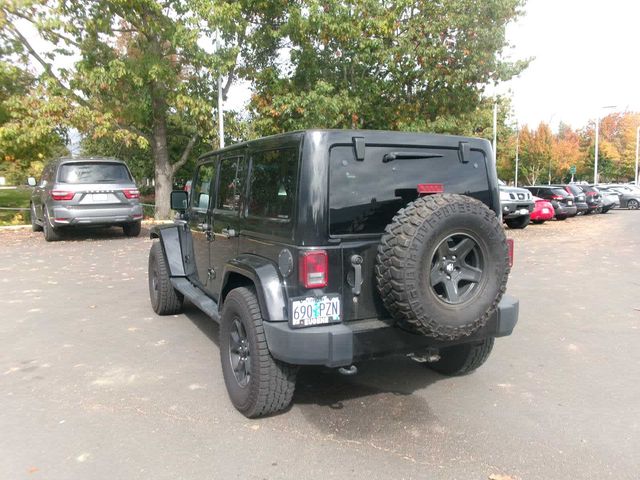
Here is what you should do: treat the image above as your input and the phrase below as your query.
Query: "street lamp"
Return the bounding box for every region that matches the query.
[514,123,519,187]
[635,126,639,186]
[594,105,617,184]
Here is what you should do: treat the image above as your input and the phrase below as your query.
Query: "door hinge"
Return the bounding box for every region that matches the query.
[207,268,216,280]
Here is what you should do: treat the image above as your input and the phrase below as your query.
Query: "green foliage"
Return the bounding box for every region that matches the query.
[0,60,68,185]
[0,187,31,225]
[250,0,528,134]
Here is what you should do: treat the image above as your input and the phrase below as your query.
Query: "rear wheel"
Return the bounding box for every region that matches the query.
[556,215,567,221]
[628,199,639,210]
[505,214,530,229]
[43,211,62,242]
[531,219,546,225]
[148,241,184,315]
[220,287,297,418]
[123,221,141,237]
[428,338,495,376]
[30,203,42,232]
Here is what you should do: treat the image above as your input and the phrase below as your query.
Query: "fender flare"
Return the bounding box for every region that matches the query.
[149,224,187,277]
[222,254,287,321]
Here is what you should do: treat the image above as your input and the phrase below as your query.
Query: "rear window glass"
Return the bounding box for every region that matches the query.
[552,188,568,196]
[329,145,489,235]
[58,162,132,184]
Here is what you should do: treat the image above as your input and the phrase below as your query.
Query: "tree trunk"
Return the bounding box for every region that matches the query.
[150,85,173,219]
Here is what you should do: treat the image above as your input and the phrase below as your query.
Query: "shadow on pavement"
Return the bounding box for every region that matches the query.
[183,300,443,430]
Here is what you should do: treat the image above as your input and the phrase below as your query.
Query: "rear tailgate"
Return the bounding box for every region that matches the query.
[328,143,493,321]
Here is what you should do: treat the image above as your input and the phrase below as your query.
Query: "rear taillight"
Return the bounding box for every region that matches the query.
[50,191,75,201]
[123,188,140,199]
[299,250,328,288]
[586,191,597,196]
[507,239,514,267]
[550,194,564,200]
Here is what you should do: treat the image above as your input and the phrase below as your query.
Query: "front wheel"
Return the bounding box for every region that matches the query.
[148,241,184,315]
[628,199,639,210]
[428,338,495,376]
[505,215,530,229]
[220,287,297,418]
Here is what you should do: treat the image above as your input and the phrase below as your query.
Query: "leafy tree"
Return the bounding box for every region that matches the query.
[0,61,68,184]
[250,0,528,135]
[1,0,273,217]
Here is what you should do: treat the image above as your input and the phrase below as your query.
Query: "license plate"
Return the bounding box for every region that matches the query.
[289,295,341,328]
[92,193,109,202]
[542,208,550,214]
[519,208,529,215]
[568,201,573,205]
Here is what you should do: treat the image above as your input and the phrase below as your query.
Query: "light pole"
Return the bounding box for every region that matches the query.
[215,30,225,149]
[635,126,639,186]
[492,102,498,163]
[594,105,617,184]
[514,124,519,187]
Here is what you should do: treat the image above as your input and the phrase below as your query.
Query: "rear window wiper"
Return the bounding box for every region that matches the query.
[382,152,444,163]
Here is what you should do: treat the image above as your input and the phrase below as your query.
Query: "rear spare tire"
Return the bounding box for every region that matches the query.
[376,194,509,341]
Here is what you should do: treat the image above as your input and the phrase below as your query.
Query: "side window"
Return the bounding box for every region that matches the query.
[217,156,247,213]
[248,148,298,220]
[191,162,216,211]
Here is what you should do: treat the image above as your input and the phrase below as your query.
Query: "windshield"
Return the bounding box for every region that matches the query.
[57,162,132,184]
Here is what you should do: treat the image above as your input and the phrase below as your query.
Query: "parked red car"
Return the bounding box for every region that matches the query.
[530,196,555,224]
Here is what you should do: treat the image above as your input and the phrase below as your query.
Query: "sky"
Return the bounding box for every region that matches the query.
[500,0,640,130]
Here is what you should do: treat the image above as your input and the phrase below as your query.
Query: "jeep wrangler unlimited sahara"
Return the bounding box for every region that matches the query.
[148,130,519,418]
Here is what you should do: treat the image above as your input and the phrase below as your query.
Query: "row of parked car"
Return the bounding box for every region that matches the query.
[499,180,640,229]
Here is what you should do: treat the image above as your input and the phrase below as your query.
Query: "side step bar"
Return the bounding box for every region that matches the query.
[170,277,220,323]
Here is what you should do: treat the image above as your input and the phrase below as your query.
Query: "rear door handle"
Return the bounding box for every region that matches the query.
[350,254,363,296]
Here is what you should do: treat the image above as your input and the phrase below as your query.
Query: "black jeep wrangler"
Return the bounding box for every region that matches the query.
[148,130,518,418]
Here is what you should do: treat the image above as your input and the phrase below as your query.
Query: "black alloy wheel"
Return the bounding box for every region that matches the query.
[228,317,251,387]
[429,233,485,305]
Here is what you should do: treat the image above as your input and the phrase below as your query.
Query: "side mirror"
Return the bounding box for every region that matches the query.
[27,177,37,187]
[170,190,188,211]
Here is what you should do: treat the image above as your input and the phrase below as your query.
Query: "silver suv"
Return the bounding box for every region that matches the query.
[28,157,143,241]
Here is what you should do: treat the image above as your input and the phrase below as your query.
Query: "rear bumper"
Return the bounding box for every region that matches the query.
[554,204,578,217]
[263,295,519,367]
[51,204,143,226]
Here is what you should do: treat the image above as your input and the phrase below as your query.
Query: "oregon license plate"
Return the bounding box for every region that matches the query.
[289,295,341,328]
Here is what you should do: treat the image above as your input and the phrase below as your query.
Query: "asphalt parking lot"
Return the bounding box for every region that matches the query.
[1,212,639,480]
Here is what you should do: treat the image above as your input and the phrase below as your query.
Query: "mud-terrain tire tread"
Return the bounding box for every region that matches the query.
[376,194,509,340]
[148,241,184,315]
[429,337,495,376]
[123,221,142,237]
[220,287,297,418]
